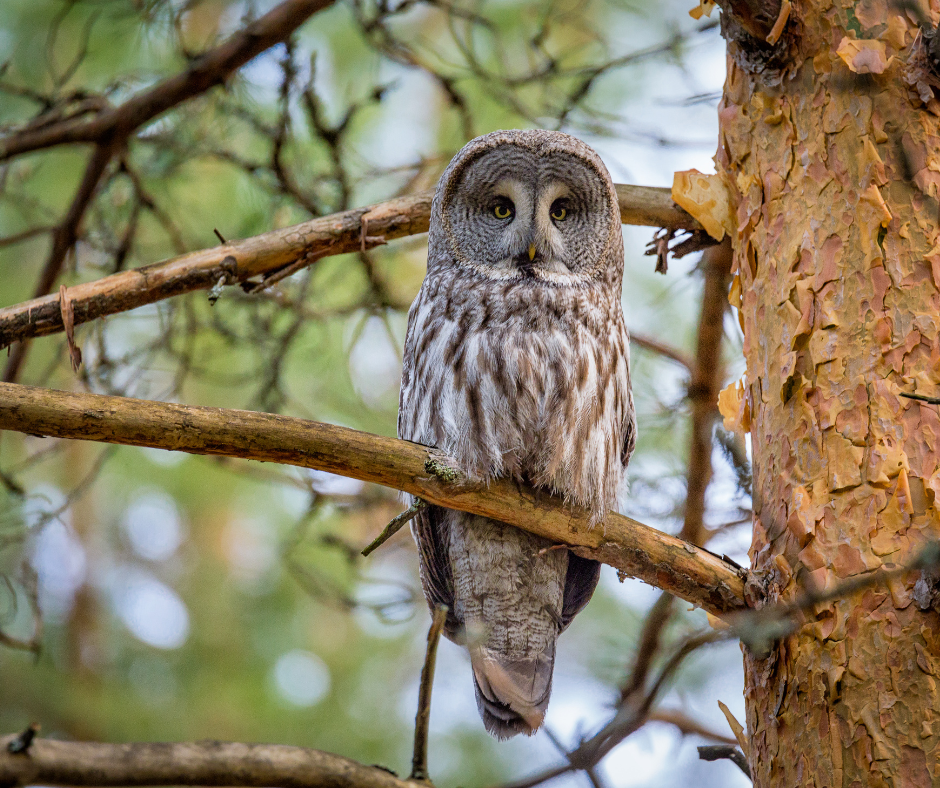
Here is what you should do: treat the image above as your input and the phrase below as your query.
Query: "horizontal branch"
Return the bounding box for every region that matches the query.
[0,383,746,617]
[0,185,699,352]
[0,735,413,788]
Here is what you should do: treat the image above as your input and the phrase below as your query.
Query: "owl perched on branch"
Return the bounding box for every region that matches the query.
[399,129,635,739]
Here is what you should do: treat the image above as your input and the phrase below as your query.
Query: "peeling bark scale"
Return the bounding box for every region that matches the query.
[716,2,940,784]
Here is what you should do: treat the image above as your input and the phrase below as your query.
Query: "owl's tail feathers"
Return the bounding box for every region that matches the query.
[470,643,555,740]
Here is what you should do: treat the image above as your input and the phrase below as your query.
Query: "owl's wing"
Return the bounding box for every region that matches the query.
[560,552,601,630]
[411,504,462,639]
[621,381,637,470]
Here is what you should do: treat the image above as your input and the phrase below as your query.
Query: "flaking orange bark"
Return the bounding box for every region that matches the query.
[717,2,940,785]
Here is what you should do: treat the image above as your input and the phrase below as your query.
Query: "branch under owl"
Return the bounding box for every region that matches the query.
[0,382,746,618]
[0,184,700,353]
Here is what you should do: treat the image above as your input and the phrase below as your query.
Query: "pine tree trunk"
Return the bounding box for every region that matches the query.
[717,2,940,784]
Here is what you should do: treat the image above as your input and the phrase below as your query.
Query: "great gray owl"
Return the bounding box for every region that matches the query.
[398,129,635,739]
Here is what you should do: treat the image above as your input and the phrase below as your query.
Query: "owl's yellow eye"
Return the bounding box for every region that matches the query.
[493,202,513,220]
[550,202,568,221]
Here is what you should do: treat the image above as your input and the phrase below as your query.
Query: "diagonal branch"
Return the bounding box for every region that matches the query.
[0,736,413,788]
[0,184,698,354]
[0,0,339,163]
[0,382,746,617]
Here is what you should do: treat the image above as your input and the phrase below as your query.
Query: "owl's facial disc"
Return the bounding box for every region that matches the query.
[442,145,614,284]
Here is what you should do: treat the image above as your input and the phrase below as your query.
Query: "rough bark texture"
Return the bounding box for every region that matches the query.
[0,382,746,617]
[717,2,940,784]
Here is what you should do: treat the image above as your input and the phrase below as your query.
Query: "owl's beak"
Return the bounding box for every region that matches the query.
[528,243,536,261]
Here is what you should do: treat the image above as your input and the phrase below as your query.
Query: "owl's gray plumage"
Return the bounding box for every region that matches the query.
[399,129,635,739]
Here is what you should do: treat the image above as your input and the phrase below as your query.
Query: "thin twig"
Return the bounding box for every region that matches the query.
[621,592,674,701]
[410,605,448,782]
[901,392,940,404]
[361,498,427,556]
[732,541,940,655]
[542,729,607,788]
[4,141,116,382]
[0,226,54,248]
[697,745,751,779]
[647,709,737,745]
[499,631,724,788]
[629,333,694,371]
[681,240,733,547]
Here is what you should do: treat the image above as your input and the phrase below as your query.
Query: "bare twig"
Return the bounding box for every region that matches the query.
[620,592,675,701]
[3,141,116,382]
[628,332,694,371]
[0,226,54,248]
[541,729,607,788]
[0,382,748,617]
[410,605,447,782]
[697,745,751,779]
[732,541,940,655]
[648,709,737,745]
[901,392,940,404]
[0,0,341,383]
[361,498,427,557]
[0,565,42,655]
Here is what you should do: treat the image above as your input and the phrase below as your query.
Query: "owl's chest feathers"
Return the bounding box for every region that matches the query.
[404,271,628,511]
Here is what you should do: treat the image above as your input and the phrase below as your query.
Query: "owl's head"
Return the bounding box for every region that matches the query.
[429,130,623,287]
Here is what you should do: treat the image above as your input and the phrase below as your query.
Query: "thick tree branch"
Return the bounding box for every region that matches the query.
[0,184,698,354]
[628,331,694,371]
[0,735,413,788]
[0,0,338,163]
[0,382,746,617]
